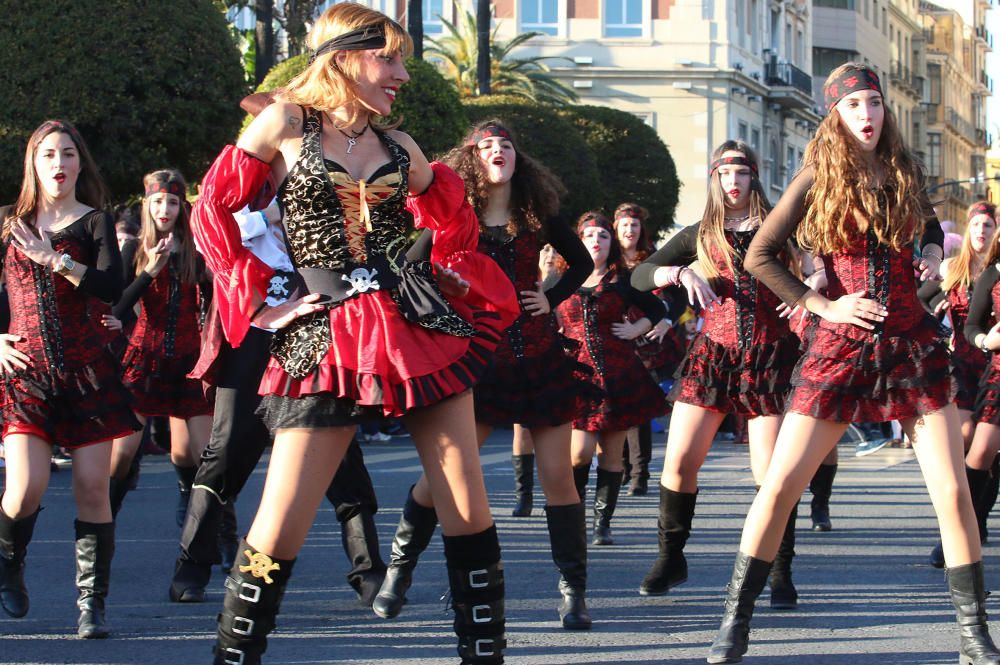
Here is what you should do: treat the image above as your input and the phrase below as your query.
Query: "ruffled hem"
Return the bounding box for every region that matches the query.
[974,364,1000,424]
[121,349,213,419]
[0,354,141,447]
[259,307,506,418]
[788,315,955,423]
[669,333,799,418]
[573,364,667,432]
[475,345,584,427]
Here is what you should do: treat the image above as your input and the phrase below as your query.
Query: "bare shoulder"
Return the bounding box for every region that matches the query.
[385,129,423,157]
[238,102,307,161]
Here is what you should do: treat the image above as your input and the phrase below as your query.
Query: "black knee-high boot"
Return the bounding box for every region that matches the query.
[170,487,224,603]
[626,422,653,496]
[947,561,1000,665]
[707,551,772,664]
[980,456,1000,544]
[0,504,39,618]
[639,486,697,596]
[108,477,130,519]
[372,486,438,619]
[214,540,295,665]
[341,509,387,607]
[511,454,534,517]
[592,468,623,546]
[768,502,798,610]
[75,520,114,639]
[443,525,506,664]
[174,463,198,529]
[573,464,590,503]
[219,499,239,572]
[808,463,836,532]
[545,503,591,630]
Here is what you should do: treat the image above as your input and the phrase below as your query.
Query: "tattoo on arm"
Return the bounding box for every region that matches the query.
[287,115,301,130]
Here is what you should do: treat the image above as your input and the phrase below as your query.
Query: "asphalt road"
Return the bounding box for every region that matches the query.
[0,427,988,664]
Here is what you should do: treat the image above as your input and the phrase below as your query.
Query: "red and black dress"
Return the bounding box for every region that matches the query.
[558,269,667,432]
[745,166,953,423]
[474,223,592,427]
[0,208,139,446]
[632,223,800,417]
[964,265,1000,424]
[920,278,988,412]
[192,110,519,428]
[113,240,213,419]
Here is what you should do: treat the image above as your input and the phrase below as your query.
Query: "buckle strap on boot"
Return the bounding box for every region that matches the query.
[443,526,505,664]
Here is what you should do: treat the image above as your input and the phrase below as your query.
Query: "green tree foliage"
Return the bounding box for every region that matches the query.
[0,0,246,202]
[426,7,578,105]
[463,96,603,223]
[559,105,680,236]
[250,56,466,159]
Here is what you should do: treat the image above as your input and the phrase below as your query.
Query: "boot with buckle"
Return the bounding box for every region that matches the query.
[443,525,506,664]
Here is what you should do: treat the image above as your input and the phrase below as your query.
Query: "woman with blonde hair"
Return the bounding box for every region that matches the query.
[631,140,803,609]
[108,169,213,520]
[706,63,999,665]
[190,4,519,663]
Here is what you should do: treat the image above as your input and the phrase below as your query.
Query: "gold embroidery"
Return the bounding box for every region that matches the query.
[239,549,281,584]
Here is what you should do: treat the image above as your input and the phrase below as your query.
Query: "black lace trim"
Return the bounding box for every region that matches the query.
[32,263,65,370]
[480,227,524,359]
[729,230,758,349]
[164,260,181,358]
[865,231,891,337]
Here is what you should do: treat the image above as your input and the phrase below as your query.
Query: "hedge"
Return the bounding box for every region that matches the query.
[0,0,246,202]
[559,105,680,237]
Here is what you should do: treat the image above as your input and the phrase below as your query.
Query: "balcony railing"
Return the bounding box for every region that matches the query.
[945,106,979,144]
[975,25,994,49]
[765,60,812,96]
[889,59,922,96]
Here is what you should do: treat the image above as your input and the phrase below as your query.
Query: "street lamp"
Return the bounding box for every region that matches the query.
[926,173,1000,194]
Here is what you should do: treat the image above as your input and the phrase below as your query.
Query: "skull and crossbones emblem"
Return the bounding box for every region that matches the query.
[342,267,380,296]
[239,549,281,584]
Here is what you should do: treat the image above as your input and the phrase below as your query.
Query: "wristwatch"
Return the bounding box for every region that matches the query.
[54,253,76,275]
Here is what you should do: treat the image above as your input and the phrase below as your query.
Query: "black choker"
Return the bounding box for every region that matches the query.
[336,124,370,154]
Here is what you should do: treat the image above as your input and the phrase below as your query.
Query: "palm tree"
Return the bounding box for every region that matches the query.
[425,5,578,105]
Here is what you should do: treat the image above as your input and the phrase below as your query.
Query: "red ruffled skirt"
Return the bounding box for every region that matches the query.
[1,352,140,447]
[974,359,1000,424]
[259,288,507,419]
[572,348,667,433]
[670,333,799,418]
[121,346,213,419]
[789,315,955,423]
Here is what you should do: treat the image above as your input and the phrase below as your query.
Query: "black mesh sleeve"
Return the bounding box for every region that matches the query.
[965,264,1000,347]
[630,222,699,292]
[544,217,593,309]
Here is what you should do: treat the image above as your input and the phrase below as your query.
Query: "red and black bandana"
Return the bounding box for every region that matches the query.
[145,177,185,199]
[970,202,997,221]
[709,155,758,176]
[467,123,515,149]
[577,212,613,235]
[823,65,883,112]
[614,205,644,221]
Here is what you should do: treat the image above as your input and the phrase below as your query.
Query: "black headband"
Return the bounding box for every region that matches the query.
[145,178,185,198]
[823,65,883,112]
[467,124,515,149]
[310,24,387,63]
[709,155,758,176]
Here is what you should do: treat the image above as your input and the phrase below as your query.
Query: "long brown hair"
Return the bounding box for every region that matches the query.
[443,119,566,237]
[3,119,108,240]
[696,141,772,281]
[799,63,926,254]
[613,202,653,268]
[135,170,203,284]
[279,3,412,129]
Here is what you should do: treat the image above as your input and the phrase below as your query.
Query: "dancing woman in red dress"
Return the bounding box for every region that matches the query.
[0,120,138,639]
[108,170,213,519]
[191,5,518,663]
[705,63,1000,665]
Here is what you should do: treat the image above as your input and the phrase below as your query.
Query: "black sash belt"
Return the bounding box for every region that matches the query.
[298,258,401,305]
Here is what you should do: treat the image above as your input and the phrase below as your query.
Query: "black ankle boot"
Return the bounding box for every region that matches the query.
[769,502,798,610]
[214,540,295,665]
[930,540,946,569]
[174,464,198,529]
[170,487,224,603]
[219,499,239,573]
[592,468,623,546]
[707,551,772,664]
[947,561,1000,665]
[511,454,534,517]
[443,526,506,664]
[0,504,39,618]
[342,509,387,608]
[75,520,114,639]
[809,463,836,532]
[372,487,437,619]
[545,503,592,630]
[640,486,696,596]
[573,464,590,503]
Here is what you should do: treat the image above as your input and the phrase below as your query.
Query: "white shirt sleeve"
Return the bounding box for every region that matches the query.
[233,205,268,243]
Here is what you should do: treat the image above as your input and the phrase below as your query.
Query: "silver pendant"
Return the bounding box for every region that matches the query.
[346,137,357,154]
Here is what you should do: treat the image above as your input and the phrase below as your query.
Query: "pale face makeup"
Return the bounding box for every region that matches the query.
[969,213,997,254]
[835,89,884,152]
[616,217,642,252]
[34,131,80,202]
[148,192,181,235]
[717,150,753,211]
[582,226,612,269]
[477,136,517,185]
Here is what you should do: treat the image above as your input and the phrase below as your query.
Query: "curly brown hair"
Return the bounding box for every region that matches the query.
[442,119,566,237]
[799,63,928,255]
